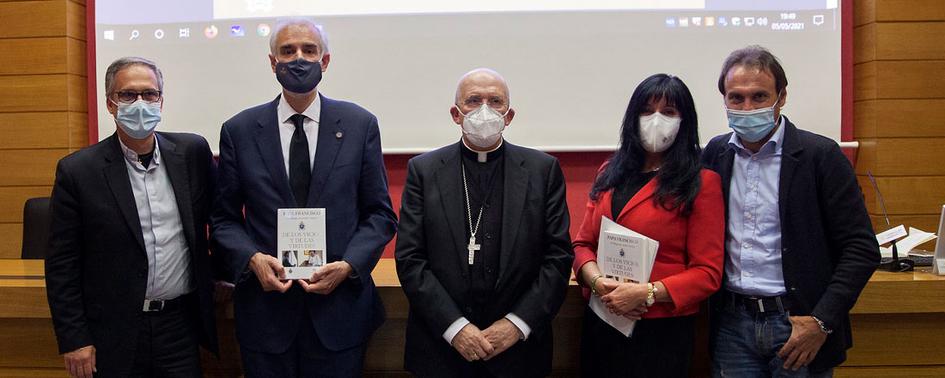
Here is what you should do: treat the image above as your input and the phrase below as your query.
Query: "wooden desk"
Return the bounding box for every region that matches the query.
[2,260,945,377]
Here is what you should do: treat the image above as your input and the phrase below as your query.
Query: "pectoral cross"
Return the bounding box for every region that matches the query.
[467,236,481,265]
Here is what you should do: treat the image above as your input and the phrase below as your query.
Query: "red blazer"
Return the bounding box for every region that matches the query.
[572,168,724,318]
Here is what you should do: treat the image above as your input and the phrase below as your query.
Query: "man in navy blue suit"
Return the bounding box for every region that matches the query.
[211,18,397,377]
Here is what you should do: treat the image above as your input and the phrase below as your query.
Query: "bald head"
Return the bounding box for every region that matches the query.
[450,68,515,134]
[454,68,510,105]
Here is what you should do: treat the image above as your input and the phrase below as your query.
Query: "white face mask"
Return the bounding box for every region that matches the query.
[458,104,508,148]
[638,112,681,153]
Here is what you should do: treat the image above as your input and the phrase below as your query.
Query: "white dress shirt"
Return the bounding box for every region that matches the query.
[277,93,321,176]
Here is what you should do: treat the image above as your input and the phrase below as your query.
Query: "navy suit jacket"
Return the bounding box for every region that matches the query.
[702,117,880,371]
[211,94,397,353]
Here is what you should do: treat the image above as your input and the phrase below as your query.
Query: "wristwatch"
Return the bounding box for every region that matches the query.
[812,316,833,335]
[590,274,603,296]
[645,283,657,307]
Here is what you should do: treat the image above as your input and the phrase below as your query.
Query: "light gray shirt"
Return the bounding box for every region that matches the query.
[119,135,194,300]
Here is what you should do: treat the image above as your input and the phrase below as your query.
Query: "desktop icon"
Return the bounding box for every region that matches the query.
[230,25,245,37]
[732,17,741,26]
[205,25,219,39]
[257,23,271,37]
[705,17,715,27]
[718,16,728,26]
[679,17,689,27]
[745,17,755,27]
[691,17,702,26]
[665,17,676,28]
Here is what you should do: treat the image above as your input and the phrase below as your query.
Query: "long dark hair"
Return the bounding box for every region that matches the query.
[590,73,702,215]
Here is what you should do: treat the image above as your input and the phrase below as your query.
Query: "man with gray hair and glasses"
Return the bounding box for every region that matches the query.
[212,18,396,377]
[46,56,219,377]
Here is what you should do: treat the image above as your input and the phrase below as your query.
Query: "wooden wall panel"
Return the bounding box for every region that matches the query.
[856,1,945,244]
[0,319,61,368]
[859,176,945,215]
[0,224,22,259]
[0,2,67,38]
[65,0,85,41]
[68,111,87,150]
[853,24,875,64]
[67,38,86,76]
[0,187,53,223]
[874,0,945,22]
[855,60,945,101]
[66,74,87,114]
[0,113,73,149]
[856,22,945,63]
[853,61,876,101]
[855,99,945,138]
[836,366,945,377]
[0,75,73,113]
[845,313,945,366]
[854,0,876,26]
[0,38,69,75]
[0,149,66,187]
[855,138,945,176]
[873,22,945,61]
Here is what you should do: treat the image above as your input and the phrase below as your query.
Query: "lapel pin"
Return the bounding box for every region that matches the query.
[335,131,343,139]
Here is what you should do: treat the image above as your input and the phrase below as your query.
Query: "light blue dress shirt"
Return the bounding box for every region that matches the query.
[119,135,194,300]
[724,117,787,297]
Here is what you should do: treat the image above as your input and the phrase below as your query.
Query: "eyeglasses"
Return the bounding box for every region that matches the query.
[461,96,507,110]
[112,90,162,104]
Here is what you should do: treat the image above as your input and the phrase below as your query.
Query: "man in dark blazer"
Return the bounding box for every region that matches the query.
[211,18,396,377]
[702,46,880,377]
[395,68,574,377]
[46,57,218,378]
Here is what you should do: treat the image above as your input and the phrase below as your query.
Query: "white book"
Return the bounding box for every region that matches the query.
[589,216,659,337]
[277,208,327,280]
[934,205,945,275]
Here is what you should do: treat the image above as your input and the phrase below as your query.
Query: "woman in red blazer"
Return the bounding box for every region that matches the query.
[572,74,724,377]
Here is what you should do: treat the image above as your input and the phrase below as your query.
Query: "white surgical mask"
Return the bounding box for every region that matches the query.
[458,104,508,148]
[638,112,681,153]
[113,99,162,140]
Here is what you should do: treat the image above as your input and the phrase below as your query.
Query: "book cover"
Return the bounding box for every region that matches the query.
[277,208,327,280]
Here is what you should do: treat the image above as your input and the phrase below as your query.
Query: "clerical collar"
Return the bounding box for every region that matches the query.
[461,138,505,163]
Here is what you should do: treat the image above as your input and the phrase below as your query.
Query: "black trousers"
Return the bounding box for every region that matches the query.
[127,301,201,377]
[580,307,696,378]
[240,312,366,378]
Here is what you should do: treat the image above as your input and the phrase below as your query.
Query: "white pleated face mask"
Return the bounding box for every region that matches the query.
[638,112,681,153]
[458,104,508,148]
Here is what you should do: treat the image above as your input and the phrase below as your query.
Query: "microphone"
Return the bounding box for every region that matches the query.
[869,171,914,272]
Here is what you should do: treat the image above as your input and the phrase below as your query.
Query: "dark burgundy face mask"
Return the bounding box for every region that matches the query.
[276,58,322,94]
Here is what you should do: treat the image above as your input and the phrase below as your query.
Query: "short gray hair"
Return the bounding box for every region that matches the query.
[104,56,164,95]
[269,18,330,55]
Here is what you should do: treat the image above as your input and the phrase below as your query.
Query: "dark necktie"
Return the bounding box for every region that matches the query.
[289,114,310,207]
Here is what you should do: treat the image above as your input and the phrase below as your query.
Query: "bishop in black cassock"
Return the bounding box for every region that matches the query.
[395,68,574,377]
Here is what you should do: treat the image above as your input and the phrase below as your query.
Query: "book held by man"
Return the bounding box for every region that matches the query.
[277,208,327,280]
